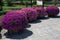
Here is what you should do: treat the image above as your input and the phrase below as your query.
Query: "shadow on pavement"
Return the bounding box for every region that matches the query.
[30,17,49,24]
[30,19,41,24]
[49,16,60,18]
[26,24,31,28]
[40,17,49,20]
[0,34,2,39]
[4,29,33,39]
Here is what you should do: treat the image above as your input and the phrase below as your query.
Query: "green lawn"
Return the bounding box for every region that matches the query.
[44,4,60,7]
[44,4,54,7]
[2,4,36,12]
[3,5,31,11]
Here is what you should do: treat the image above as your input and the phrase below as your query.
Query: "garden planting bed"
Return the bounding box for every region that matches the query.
[0,7,60,40]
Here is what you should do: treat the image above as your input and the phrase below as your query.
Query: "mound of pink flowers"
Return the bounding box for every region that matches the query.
[46,6,59,17]
[33,7,47,18]
[21,8,38,22]
[1,10,28,32]
[6,10,19,15]
[6,10,27,18]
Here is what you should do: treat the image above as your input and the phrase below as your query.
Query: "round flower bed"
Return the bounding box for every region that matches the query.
[21,8,38,22]
[46,6,59,17]
[33,7,47,18]
[1,11,28,34]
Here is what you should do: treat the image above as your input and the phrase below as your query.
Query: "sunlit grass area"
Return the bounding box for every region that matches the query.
[0,15,2,18]
[57,4,60,6]
[44,4,54,7]
[3,5,31,11]
[44,4,60,7]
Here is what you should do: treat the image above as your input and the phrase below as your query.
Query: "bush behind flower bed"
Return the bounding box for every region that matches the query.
[46,6,59,17]
[0,11,6,16]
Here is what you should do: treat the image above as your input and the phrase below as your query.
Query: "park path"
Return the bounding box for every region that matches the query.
[0,7,60,40]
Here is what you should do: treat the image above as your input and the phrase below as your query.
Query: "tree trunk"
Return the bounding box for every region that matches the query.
[54,0,57,6]
[7,0,13,6]
[43,0,44,7]
[0,0,3,11]
[31,0,32,7]
[20,0,23,5]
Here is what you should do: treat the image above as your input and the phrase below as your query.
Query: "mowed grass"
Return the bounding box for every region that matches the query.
[44,4,60,7]
[3,5,31,11]
[3,5,32,12]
